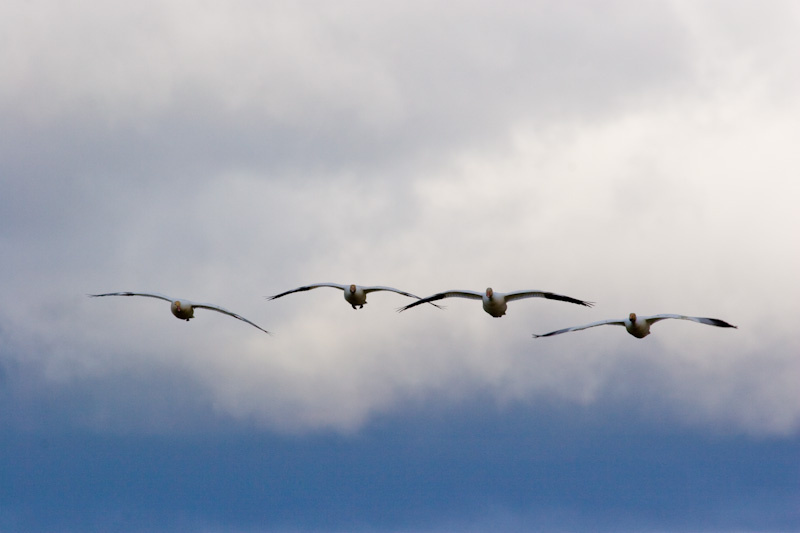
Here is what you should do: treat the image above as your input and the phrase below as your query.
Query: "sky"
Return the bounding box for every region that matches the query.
[1,0,799,531]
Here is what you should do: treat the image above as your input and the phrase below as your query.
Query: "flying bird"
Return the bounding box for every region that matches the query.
[397,287,593,317]
[532,312,737,339]
[266,283,442,310]
[89,292,271,334]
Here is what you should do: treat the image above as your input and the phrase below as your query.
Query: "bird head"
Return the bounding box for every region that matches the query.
[486,288,493,297]
[629,312,637,322]
[349,284,356,294]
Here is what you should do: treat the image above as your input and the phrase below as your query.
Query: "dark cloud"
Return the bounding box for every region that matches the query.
[0,2,697,183]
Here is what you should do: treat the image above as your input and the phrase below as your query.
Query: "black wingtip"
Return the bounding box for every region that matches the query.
[397,300,446,313]
[543,292,595,308]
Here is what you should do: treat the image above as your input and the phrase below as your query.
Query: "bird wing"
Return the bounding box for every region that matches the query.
[362,286,444,309]
[266,283,347,300]
[533,318,625,338]
[362,285,421,297]
[643,314,737,329]
[396,290,482,312]
[88,291,174,303]
[192,303,272,335]
[532,318,626,338]
[504,290,594,307]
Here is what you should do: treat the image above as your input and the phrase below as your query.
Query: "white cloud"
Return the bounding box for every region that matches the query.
[1,1,798,437]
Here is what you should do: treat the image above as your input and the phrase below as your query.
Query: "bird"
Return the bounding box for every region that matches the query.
[266,283,443,310]
[397,287,593,317]
[532,312,737,339]
[88,292,271,334]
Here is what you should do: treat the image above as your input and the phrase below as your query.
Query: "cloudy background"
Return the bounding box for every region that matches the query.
[1,1,798,531]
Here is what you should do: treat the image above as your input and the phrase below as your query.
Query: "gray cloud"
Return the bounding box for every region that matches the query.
[2,4,799,529]
[0,1,697,178]
[1,0,798,440]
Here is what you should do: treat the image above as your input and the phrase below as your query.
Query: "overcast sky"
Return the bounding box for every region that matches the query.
[1,1,798,531]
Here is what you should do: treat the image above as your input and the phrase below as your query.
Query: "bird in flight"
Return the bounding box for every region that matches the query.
[267,283,442,310]
[532,312,736,339]
[397,287,593,317]
[89,292,271,334]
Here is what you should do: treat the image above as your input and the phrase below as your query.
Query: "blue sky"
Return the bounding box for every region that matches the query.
[1,1,799,531]
[3,396,798,532]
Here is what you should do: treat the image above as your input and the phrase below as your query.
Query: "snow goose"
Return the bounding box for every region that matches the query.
[532,312,736,339]
[397,287,593,317]
[267,283,442,310]
[89,292,271,334]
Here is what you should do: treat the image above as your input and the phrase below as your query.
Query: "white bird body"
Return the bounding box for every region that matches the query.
[267,283,441,310]
[398,287,593,317]
[89,292,271,334]
[170,299,195,320]
[343,285,369,308]
[483,289,508,317]
[533,312,737,339]
[624,313,653,338]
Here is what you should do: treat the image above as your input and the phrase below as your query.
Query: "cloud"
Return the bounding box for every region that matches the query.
[1,0,799,441]
[1,1,696,176]
[2,5,799,530]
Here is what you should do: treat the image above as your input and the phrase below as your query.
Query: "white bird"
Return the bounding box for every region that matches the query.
[267,283,442,310]
[397,287,593,317]
[532,312,737,339]
[89,292,271,334]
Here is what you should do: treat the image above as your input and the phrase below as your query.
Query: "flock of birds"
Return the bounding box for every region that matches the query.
[89,282,737,340]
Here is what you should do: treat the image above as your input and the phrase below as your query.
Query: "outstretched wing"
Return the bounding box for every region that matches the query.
[192,303,272,335]
[504,290,594,308]
[533,318,625,338]
[88,291,174,303]
[644,314,737,329]
[362,285,444,309]
[397,290,482,313]
[266,283,347,300]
